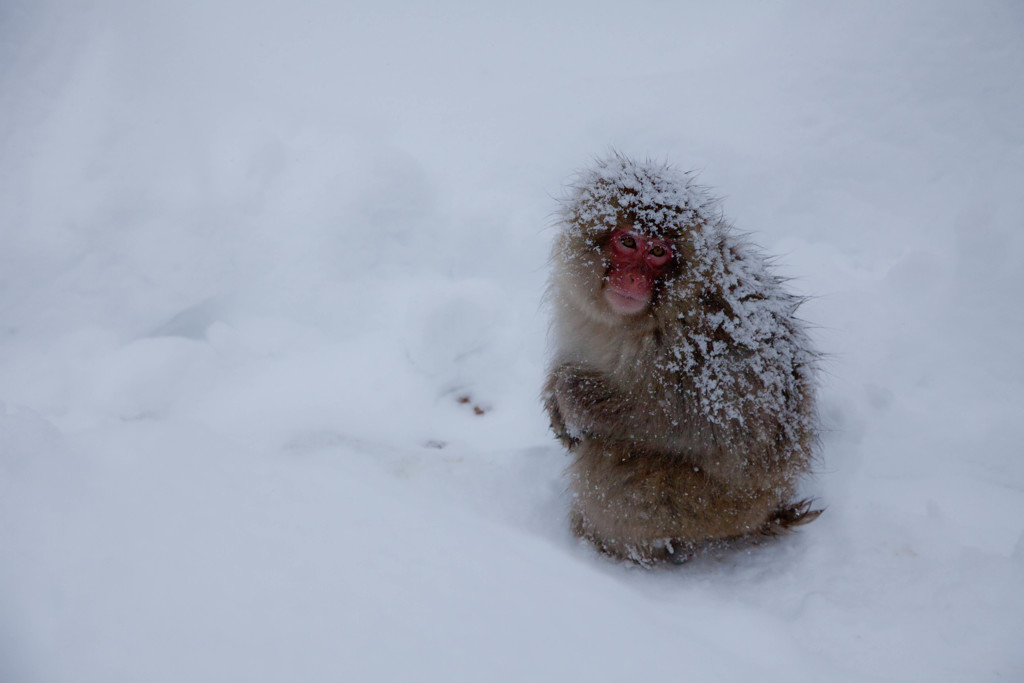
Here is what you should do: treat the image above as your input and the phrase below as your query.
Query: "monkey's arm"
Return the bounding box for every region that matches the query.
[547,363,651,443]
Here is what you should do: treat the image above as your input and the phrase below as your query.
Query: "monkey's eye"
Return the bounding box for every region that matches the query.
[646,242,673,268]
[619,235,637,249]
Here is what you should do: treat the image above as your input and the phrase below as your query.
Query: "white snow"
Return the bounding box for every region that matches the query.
[1,1,1022,681]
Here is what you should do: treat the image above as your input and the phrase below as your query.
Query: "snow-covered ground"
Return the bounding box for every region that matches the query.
[2,1,1022,681]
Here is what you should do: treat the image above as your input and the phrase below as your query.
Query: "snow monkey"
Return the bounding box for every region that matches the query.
[543,153,820,564]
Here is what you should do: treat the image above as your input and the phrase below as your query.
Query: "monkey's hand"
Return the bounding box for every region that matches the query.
[543,369,579,449]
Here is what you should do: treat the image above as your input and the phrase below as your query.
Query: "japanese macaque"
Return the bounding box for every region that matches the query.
[543,153,820,565]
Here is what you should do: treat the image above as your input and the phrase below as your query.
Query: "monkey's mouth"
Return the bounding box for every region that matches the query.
[604,286,649,315]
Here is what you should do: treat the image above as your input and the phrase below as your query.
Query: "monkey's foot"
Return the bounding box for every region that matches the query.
[571,509,699,566]
[761,499,823,536]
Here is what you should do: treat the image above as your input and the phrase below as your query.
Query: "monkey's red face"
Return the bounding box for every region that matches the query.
[603,229,673,315]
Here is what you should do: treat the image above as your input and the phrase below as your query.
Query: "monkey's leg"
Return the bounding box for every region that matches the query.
[568,443,791,564]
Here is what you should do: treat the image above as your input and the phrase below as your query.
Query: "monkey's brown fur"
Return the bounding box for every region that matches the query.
[544,153,820,565]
